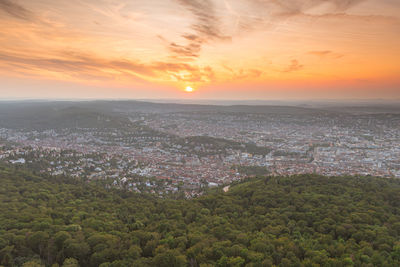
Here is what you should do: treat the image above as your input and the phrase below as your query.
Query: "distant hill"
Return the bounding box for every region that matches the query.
[0,102,130,130]
[0,100,399,130]
[0,165,399,266]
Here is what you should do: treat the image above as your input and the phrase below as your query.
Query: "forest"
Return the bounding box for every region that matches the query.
[0,165,400,266]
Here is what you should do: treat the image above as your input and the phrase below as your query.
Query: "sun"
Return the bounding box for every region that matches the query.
[185,86,194,92]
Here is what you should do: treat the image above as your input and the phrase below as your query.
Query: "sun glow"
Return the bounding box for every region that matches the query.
[185,86,194,92]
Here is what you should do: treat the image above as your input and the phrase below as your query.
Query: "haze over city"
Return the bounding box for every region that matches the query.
[0,0,399,100]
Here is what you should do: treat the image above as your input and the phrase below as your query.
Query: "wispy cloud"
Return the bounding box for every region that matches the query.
[253,0,367,17]
[308,50,343,58]
[223,65,263,80]
[168,42,202,59]
[0,49,214,83]
[176,0,230,41]
[0,0,35,21]
[243,0,399,26]
[282,60,303,72]
[160,0,231,60]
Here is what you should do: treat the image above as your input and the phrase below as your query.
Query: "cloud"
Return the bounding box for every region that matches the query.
[309,50,333,56]
[308,50,343,58]
[176,0,230,40]
[168,42,202,59]
[0,0,35,21]
[223,65,263,80]
[256,0,367,16]
[282,60,303,72]
[0,51,149,75]
[182,0,383,45]
[326,0,366,11]
[0,49,214,84]
[159,0,231,60]
[152,62,215,82]
[245,0,395,25]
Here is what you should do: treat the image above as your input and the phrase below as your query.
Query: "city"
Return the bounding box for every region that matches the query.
[1,101,399,197]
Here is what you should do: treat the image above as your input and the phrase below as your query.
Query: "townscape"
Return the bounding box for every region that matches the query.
[0,101,399,197]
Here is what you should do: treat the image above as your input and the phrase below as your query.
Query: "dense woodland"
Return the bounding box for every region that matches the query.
[0,165,400,266]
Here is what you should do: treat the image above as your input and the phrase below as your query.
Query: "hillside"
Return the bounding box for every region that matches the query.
[1,101,399,129]
[0,104,130,130]
[0,166,400,266]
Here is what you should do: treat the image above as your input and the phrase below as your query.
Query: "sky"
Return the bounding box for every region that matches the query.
[0,0,399,100]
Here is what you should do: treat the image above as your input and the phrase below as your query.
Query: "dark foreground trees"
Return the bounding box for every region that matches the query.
[0,165,399,266]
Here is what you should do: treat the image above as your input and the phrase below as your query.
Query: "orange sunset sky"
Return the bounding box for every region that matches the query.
[0,0,399,100]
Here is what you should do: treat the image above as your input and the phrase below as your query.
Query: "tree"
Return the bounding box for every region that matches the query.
[153,250,187,267]
[62,258,79,267]
[22,259,44,267]
[26,232,49,256]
